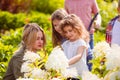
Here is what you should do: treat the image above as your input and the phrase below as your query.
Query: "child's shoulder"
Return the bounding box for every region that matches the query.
[74,39,87,47]
[78,39,86,44]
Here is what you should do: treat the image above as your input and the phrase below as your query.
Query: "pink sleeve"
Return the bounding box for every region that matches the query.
[92,0,99,14]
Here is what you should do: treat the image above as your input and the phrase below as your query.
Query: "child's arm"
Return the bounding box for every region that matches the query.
[68,46,86,65]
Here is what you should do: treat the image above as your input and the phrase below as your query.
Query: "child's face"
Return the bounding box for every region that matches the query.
[63,25,79,41]
[53,19,62,35]
[32,31,44,52]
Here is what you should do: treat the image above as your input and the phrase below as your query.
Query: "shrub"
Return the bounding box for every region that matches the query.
[0,11,25,30]
[30,0,64,14]
[0,11,51,30]
[0,42,15,79]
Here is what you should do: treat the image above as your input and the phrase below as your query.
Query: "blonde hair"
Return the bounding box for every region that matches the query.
[51,8,68,47]
[22,23,46,51]
[118,0,120,8]
[60,14,89,43]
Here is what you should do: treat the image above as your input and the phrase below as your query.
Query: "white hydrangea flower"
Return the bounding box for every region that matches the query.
[62,68,78,78]
[16,78,34,80]
[104,71,120,80]
[45,46,69,73]
[93,41,111,58]
[106,44,120,70]
[31,68,48,79]
[23,51,41,62]
[109,71,120,80]
[21,62,33,73]
[82,71,101,80]
[51,78,61,80]
[24,73,31,78]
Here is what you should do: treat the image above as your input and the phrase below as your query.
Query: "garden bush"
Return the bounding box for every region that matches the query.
[98,0,117,30]
[0,11,51,30]
[0,42,15,80]
[0,11,25,30]
[0,0,64,14]
[30,0,64,14]
[1,28,23,47]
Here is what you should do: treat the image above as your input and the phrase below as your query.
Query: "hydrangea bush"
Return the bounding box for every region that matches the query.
[17,46,78,80]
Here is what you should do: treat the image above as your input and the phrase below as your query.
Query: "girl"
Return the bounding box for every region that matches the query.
[3,23,46,80]
[60,14,89,76]
[51,8,68,47]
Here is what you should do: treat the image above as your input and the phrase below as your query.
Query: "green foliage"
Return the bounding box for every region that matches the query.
[0,28,23,79]
[103,0,118,3]
[0,11,51,30]
[97,0,118,29]
[28,11,51,29]
[94,30,105,45]
[1,28,23,47]
[91,55,108,78]
[30,0,64,14]
[0,42,14,62]
[0,42,15,79]
[0,0,64,14]
[44,28,53,55]
[0,11,25,29]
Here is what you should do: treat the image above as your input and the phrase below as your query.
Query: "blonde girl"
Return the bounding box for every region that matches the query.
[60,14,89,76]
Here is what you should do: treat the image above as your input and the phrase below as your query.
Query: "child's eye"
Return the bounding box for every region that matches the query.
[63,31,67,34]
[69,29,72,32]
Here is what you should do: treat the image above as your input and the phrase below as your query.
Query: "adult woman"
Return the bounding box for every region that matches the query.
[3,23,46,80]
